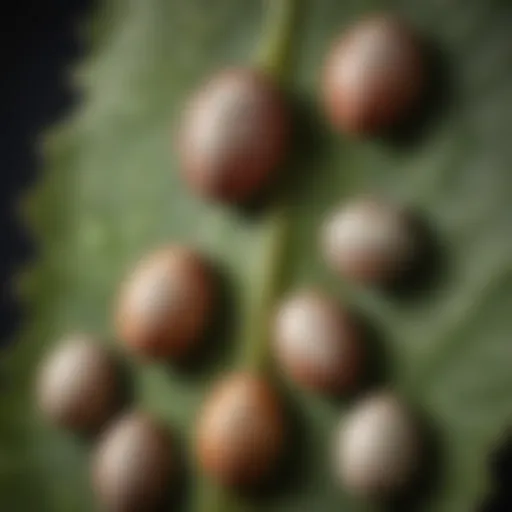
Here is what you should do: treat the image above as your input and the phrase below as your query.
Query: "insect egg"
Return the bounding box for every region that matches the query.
[322,15,426,135]
[36,334,123,434]
[115,245,214,361]
[321,198,416,285]
[333,391,422,497]
[194,372,286,489]
[177,68,290,203]
[272,290,363,394]
[91,411,176,512]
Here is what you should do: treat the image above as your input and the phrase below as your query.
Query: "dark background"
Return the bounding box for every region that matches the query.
[0,1,509,510]
[0,0,88,346]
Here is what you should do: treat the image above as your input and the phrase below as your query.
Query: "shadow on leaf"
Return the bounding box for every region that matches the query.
[380,34,454,148]
[385,410,444,512]
[481,432,512,512]
[167,260,236,378]
[386,211,448,302]
[236,90,332,220]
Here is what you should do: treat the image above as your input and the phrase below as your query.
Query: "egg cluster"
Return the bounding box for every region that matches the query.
[36,13,432,511]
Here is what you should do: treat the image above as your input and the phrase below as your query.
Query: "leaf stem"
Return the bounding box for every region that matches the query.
[241,207,289,372]
[241,0,299,371]
[256,0,299,79]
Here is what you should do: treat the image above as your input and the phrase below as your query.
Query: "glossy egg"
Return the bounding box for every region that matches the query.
[115,245,214,360]
[321,198,416,285]
[322,15,426,135]
[91,411,175,512]
[272,290,363,394]
[194,372,286,488]
[177,68,290,203]
[36,334,122,434]
[333,392,422,497]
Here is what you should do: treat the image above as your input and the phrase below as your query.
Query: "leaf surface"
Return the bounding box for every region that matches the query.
[2,0,512,511]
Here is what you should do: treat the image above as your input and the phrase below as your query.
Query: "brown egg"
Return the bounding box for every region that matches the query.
[177,68,290,203]
[272,290,363,394]
[333,391,422,497]
[322,15,426,135]
[36,334,122,434]
[194,372,286,488]
[321,198,416,285]
[115,245,214,360]
[91,411,175,512]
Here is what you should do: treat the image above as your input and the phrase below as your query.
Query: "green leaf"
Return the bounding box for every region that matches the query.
[2,0,512,511]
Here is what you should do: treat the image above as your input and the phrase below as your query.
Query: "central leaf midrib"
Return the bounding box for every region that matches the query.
[238,0,300,372]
